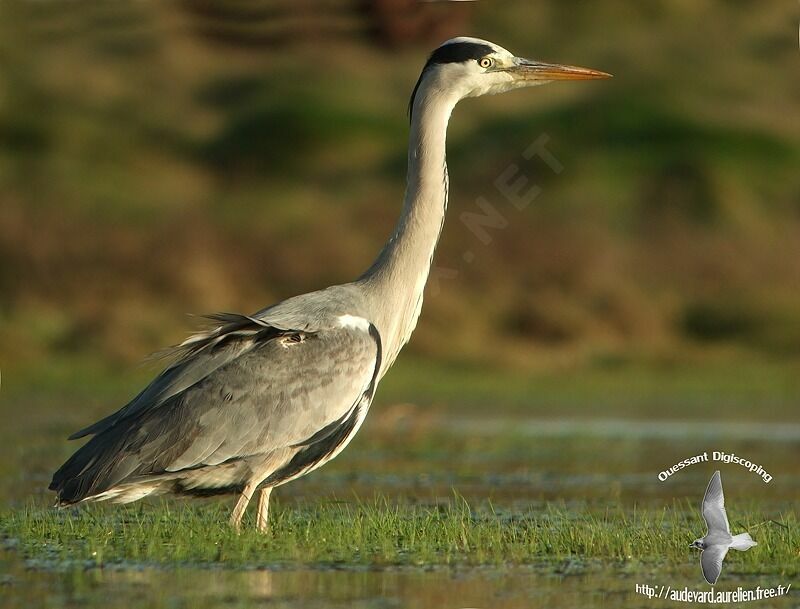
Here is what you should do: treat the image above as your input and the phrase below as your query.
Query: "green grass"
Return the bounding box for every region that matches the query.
[2,498,796,576]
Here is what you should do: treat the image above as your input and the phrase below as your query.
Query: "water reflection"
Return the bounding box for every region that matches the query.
[3,554,794,609]
[0,553,633,609]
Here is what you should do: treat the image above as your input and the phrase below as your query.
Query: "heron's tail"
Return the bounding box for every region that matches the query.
[730,532,757,551]
[49,425,139,506]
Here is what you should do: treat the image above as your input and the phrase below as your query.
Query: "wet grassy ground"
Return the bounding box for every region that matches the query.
[1,357,798,607]
[3,500,797,572]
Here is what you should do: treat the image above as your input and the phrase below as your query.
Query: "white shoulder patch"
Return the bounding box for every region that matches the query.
[337,314,371,332]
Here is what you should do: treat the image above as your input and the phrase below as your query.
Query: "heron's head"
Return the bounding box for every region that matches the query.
[690,539,706,550]
[409,37,611,120]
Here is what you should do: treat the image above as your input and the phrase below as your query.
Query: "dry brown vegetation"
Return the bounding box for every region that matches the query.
[1,1,798,382]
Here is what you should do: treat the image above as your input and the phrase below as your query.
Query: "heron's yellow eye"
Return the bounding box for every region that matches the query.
[478,57,493,69]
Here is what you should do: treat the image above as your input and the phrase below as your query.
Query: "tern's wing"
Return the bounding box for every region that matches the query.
[702,470,730,535]
[700,545,728,585]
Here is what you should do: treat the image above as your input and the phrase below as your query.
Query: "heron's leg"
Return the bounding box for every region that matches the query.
[256,487,272,532]
[229,483,257,532]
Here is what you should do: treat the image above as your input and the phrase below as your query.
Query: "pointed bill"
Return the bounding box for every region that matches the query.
[508,58,612,81]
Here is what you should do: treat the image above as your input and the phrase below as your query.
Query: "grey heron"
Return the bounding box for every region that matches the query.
[50,37,610,531]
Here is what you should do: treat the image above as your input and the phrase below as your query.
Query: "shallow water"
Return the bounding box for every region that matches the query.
[3,553,796,609]
[1,397,798,608]
[0,556,599,609]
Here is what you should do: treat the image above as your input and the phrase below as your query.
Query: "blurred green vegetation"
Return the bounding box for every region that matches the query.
[0,1,799,394]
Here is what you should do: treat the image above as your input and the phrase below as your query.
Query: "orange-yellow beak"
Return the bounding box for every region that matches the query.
[509,57,612,81]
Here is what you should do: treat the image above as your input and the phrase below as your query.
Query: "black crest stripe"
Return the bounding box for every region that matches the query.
[426,41,495,66]
[408,41,495,120]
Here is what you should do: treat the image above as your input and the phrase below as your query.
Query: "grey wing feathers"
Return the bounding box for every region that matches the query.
[163,321,379,468]
[702,470,730,535]
[69,313,283,440]
[51,308,380,504]
[700,545,728,584]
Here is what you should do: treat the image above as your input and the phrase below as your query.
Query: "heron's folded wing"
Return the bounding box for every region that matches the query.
[159,321,381,471]
[700,545,728,585]
[68,313,287,440]
[702,470,730,535]
[51,317,380,500]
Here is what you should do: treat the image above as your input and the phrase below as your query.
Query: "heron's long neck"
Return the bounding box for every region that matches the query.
[360,89,458,374]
